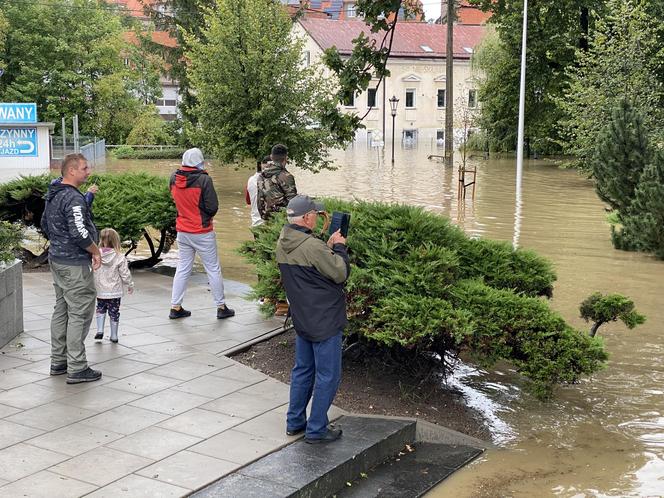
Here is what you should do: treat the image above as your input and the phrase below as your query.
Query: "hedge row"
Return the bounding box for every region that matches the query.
[241,199,607,398]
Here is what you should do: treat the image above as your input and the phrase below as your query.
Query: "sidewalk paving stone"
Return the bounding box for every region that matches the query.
[0,420,44,450]
[135,450,240,490]
[0,470,97,498]
[157,408,245,439]
[52,447,154,487]
[0,271,324,497]
[106,426,203,461]
[83,474,189,498]
[27,422,124,457]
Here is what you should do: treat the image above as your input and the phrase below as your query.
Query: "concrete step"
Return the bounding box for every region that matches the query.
[191,415,417,498]
[337,441,484,497]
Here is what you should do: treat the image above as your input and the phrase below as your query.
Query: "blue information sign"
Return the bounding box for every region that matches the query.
[0,127,38,157]
[0,103,38,124]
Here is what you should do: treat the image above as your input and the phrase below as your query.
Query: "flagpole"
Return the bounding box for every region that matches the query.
[514,0,528,249]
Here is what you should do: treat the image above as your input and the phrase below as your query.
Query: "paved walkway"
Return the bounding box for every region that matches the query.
[0,270,341,497]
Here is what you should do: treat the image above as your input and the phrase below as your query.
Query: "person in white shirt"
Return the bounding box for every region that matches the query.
[245,155,271,229]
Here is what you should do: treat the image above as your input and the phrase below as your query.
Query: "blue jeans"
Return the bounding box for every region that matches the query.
[287,332,343,438]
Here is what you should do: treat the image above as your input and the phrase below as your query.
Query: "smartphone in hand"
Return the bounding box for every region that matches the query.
[329,211,351,237]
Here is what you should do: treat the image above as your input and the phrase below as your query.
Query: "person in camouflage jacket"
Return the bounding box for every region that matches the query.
[257,143,297,220]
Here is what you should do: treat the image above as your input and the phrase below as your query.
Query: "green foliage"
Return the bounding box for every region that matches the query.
[241,199,606,397]
[0,173,176,266]
[112,147,186,160]
[558,0,664,171]
[0,221,23,264]
[591,99,651,218]
[621,152,664,258]
[126,108,173,146]
[186,0,351,170]
[580,292,646,337]
[470,0,603,154]
[590,100,664,258]
[0,0,159,143]
[87,173,176,244]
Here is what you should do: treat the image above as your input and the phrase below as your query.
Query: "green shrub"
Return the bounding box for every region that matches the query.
[0,173,176,267]
[112,147,185,160]
[126,107,172,146]
[580,292,646,337]
[0,221,23,264]
[241,199,607,398]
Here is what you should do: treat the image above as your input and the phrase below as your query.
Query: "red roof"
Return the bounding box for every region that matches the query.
[299,19,486,59]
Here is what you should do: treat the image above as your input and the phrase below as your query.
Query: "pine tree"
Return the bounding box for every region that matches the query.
[591,99,651,219]
[622,152,664,259]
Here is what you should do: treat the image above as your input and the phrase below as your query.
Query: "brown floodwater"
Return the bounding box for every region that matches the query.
[99,143,663,497]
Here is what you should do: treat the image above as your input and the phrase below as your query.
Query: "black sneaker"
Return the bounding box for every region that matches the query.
[50,363,67,376]
[305,428,343,444]
[66,367,102,384]
[217,305,235,319]
[94,332,103,341]
[286,426,305,436]
[169,307,192,319]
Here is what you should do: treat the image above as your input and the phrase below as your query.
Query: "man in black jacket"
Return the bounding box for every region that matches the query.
[276,195,349,443]
[42,153,102,384]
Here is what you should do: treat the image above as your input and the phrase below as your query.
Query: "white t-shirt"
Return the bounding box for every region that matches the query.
[246,172,264,227]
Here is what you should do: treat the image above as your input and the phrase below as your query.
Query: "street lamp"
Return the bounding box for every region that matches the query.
[389,95,399,163]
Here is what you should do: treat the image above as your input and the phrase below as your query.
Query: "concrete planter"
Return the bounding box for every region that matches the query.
[0,260,23,347]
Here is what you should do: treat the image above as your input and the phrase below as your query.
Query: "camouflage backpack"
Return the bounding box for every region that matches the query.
[257,169,294,220]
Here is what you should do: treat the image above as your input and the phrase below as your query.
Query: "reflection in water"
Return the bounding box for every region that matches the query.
[101,142,663,497]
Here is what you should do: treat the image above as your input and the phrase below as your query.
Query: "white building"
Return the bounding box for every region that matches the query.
[294,18,487,145]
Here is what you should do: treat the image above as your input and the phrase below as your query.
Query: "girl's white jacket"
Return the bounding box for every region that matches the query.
[94,248,134,299]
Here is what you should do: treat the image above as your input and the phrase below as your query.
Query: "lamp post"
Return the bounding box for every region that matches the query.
[389,95,399,163]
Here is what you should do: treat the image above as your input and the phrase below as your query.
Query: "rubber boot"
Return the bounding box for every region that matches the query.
[110,321,119,343]
[94,314,105,340]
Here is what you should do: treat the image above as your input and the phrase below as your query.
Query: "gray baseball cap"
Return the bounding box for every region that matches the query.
[286,195,324,217]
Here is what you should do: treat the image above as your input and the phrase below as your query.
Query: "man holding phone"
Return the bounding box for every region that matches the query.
[276,195,350,444]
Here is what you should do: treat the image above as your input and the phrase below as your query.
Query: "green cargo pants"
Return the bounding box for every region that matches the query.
[50,261,96,374]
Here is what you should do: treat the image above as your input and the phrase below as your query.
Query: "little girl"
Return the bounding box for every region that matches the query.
[94,228,134,343]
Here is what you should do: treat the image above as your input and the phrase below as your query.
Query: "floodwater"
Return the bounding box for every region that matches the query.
[99,142,663,497]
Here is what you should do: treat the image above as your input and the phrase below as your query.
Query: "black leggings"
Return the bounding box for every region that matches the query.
[96,298,121,322]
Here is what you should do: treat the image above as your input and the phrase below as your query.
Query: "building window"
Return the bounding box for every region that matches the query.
[343,92,355,107]
[123,58,130,66]
[346,3,356,18]
[367,88,377,108]
[154,98,165,106]
[403,129,418,142]
[164,99,177,107]
[405,89,415,108]
[436,129,445,145]
[468,89,478,108]
[437,89,446,108]
[303,50,310,67]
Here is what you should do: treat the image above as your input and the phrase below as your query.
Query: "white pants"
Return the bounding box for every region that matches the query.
[171,231,226,307]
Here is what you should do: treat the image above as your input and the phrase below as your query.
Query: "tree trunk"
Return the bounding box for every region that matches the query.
[589,321,603,337]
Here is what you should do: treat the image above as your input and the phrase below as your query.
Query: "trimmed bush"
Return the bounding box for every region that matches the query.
[0,221,23,264]
[111,147,186,160]
[241,199,607,398]
[0,173,176,268]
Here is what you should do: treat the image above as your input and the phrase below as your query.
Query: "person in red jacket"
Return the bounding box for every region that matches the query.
[168,148,234,320]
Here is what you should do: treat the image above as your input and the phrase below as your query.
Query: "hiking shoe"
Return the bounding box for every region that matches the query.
[50,363,67,376]
[217,304,235,319]
[169,307,191,319]
[94,332,103,341]
[286,426,305,436]
[66,367,102,384]
[305,429,343,444]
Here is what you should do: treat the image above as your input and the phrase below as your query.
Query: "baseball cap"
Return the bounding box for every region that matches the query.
[182,148,206,169]
[286,195,324,217]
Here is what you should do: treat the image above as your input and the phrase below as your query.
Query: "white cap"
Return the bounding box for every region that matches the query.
[182,148,206,169]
